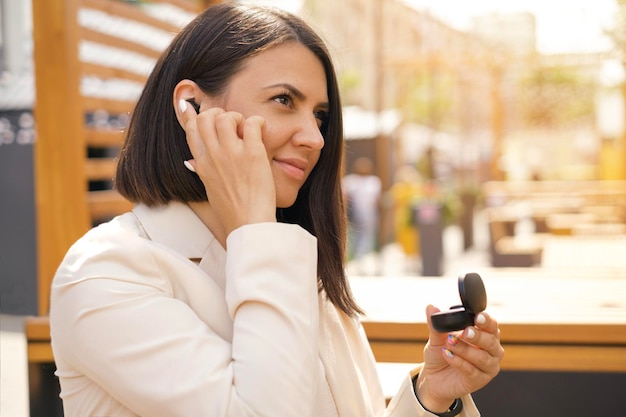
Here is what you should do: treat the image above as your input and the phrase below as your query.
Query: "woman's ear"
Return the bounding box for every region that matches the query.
[173,80,203,126]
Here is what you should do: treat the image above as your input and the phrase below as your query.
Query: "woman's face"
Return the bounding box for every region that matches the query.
[213,42,329,208]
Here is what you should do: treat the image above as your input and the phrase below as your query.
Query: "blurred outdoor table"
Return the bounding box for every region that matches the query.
[572,222,626,235]
[545,212,595,235]
[352,269,626,373]
[541,235,626,268]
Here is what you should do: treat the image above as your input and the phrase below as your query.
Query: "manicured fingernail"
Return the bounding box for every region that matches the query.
[466,327,476,339]
[178,98,188,113]
[476,313,486,325]
[183,160,195,173]
[447,334,459,346]
[442,348,454,358]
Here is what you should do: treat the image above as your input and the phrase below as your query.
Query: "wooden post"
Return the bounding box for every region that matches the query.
[622,80,626,179]
[490,63,505,181]
[32,0,90,315]
[200,0,221,10]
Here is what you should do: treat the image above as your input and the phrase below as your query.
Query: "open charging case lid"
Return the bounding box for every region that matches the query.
[431,272,487,332]
[459,272,487,313]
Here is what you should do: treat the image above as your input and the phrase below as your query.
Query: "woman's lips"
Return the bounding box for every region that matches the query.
[275,158,307,181]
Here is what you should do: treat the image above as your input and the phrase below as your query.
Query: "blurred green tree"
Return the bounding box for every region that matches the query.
[518,66,597,128]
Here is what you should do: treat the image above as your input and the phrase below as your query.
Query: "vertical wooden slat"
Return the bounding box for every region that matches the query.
[32,0,90,316]
[199,0,222,11]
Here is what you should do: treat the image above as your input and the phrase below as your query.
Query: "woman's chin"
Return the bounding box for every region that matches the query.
[276,194,298,209]
[276,201,296,209]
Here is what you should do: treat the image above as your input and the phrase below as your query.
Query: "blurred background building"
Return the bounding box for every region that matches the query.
[299,0,625,184]
[1,1,626,416]
[286,0,625,262]
[2,0,625,293]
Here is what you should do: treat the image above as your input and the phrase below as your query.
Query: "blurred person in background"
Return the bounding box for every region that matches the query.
[343,156,382,264]
[388,164,424,272]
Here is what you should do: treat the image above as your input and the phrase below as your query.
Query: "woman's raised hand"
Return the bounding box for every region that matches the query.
[178,100,277,235]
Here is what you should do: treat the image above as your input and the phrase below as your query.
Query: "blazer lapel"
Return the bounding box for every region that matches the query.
[318,295,374,417]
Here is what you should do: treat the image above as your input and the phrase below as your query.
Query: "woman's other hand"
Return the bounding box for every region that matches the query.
[415,305,504,413]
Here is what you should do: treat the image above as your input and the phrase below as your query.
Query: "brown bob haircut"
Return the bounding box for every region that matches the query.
[115,3,362,316]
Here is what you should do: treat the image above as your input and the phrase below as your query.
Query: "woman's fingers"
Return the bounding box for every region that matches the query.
[178,103,274,232]
[213,110,245,145]
[443,313,504,377]
[178,99,203,159]
[189,108,244,180]
[420,308,504,403]
[183,160,196,173]
[242,115,266,150]
[470,312,504,359]
[475,312,499,338]
[424,304,447,347]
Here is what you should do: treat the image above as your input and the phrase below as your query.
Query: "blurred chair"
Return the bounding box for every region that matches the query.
[486,208,543,267]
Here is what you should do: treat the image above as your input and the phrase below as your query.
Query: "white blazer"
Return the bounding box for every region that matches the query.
[50,202,478,417]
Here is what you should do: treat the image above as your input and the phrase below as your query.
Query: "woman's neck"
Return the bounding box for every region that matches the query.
[187,201,228,248]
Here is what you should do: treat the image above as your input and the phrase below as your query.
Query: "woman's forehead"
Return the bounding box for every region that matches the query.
[231,43,328,97]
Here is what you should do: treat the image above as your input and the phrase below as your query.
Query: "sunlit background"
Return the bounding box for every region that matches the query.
[240,0,625,185]
[1,1,624,289]
[237,2,626,279]
[1,1,626,416]
[249,0,618,53]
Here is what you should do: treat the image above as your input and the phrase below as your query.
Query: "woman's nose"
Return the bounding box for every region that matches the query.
[292,115,325,150]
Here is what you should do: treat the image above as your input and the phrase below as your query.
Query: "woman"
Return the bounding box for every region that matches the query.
[50,3,503,417]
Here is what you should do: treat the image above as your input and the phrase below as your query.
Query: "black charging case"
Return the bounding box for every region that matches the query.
[431,272,487,333]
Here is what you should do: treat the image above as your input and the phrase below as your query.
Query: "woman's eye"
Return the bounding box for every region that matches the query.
[315,110,329,130]
[273,94,291,106]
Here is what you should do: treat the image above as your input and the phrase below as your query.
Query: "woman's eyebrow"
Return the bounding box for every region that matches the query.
[265,83,329,108]
[265,83,305,99]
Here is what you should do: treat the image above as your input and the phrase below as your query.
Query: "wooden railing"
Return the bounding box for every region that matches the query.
[351,271,626,373]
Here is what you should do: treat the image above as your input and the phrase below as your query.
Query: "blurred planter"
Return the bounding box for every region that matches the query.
[459,191,477,250]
